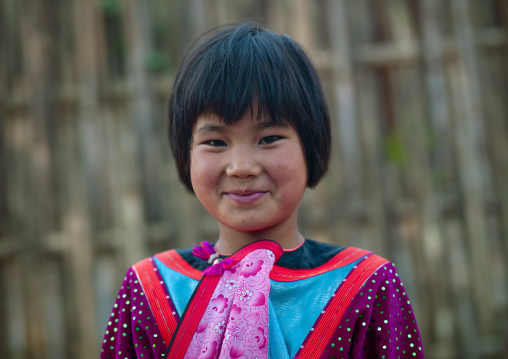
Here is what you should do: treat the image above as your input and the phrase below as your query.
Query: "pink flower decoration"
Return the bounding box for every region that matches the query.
[199,341,218,359]
[229,344,245,358]
[254,327,267,349]
[210,294,229,313]
[196,320,207,333]
[251,292,266,306]
[229,304,242,322]
[241,259,264,277]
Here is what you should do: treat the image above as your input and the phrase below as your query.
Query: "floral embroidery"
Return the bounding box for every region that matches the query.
[239,289,253,302]
[224,279,238,290]
[214,319,226,334]
[266,250,275,261]
[228,323,243,341]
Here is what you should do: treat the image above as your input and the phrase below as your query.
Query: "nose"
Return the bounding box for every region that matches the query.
[225,146,262,178]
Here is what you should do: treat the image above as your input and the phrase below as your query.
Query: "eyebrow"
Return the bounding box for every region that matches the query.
[194,119,287,136]
[253,121,287,130]
[194,123,225,135]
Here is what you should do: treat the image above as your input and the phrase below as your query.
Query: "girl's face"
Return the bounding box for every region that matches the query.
[190,110,307,240]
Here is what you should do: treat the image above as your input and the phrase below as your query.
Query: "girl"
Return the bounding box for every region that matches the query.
[101,22,424,359]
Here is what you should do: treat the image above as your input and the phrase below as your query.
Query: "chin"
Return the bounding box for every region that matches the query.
[229,222,272,233]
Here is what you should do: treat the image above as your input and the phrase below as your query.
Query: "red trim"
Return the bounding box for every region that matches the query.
[157,247,370,282]
[165,275,222,358]
[270,247,371,281]
[155,250,203,280]
[282,238,306,252]
[296,254,389,359]
[132,258,178,345]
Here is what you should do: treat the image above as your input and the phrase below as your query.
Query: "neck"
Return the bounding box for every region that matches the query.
[215,221,303,255]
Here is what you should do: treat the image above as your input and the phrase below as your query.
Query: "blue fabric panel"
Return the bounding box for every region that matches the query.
[153,257,199,317]
[269,259,361,357]
[268,300,291,359]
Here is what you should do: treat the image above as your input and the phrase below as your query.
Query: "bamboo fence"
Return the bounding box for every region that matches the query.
[0,0,507,358]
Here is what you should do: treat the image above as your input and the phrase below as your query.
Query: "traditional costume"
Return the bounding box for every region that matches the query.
[101,239,424,358]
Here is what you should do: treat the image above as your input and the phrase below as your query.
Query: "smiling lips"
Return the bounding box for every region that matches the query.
[224,190,268,205]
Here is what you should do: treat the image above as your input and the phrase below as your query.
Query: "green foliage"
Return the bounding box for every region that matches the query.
[145,50,168,74]
[385,132,407,166]
[426,130,439,150]
[99,0,121,16]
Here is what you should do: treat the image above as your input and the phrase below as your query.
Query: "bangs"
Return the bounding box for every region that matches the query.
[175,24,308,128]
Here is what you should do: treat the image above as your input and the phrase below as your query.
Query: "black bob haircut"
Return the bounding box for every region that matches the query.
[168,22,331,192]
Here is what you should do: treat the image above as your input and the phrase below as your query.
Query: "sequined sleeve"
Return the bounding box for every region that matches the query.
[100,268,167,358]
[348,262,424,358]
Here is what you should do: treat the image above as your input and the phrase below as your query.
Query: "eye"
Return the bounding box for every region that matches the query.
[204,139,227,147]
[259,136,282,145]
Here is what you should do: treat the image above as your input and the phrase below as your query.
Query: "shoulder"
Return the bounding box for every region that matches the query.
[131,248,206,280]
[130,247,203,271]
[336,260,424,358]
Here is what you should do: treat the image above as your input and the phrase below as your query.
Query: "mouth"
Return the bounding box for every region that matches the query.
[226,189,264,195]
[223,190,268,204]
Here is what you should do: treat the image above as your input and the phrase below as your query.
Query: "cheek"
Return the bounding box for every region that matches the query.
[272,148,307,187]
[190,152,220,192]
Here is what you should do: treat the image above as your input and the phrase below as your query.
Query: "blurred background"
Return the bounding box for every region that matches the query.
[1,0,507,358]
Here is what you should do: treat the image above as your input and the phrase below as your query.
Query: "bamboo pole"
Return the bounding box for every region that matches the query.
[395,62,446,351]
[292,0,313,51]
[349,0,388,257]
[420,0,454,185]
[324,0,368,249]
[417,0,454,350]
[68,0,101,357]
[43,259,67,359]
[19,0,57,356]
[3,259,28,359]
[490,0,508,282]
[450,0,493,334]
[443,215,477,358]
[0,50,26,358]
[124,0,164,224]
[115,0,159,265]
[476,21,508,343]
[189,0,207,40]
[327,0,362,207]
